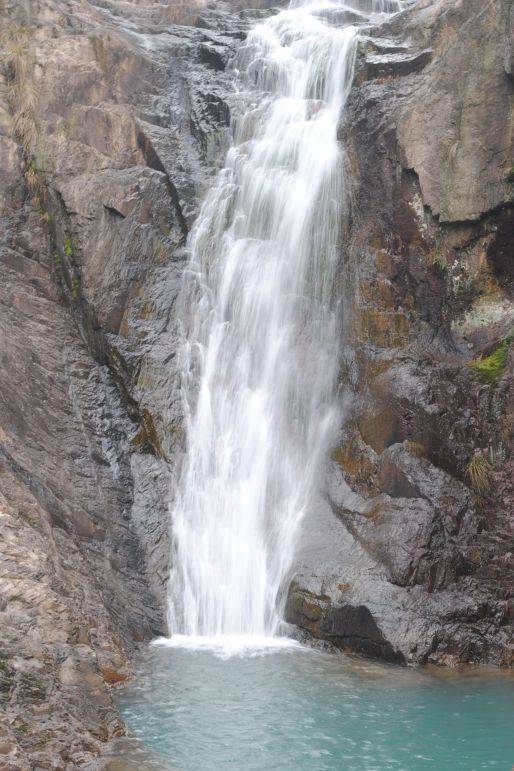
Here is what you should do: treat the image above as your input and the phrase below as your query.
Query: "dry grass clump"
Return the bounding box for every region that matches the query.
[25,161,39,191]
[466,454,493,496]
[404,440,426,458]
[1,26,38,156]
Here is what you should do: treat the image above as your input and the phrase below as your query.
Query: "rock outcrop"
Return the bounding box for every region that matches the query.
[0,0,251,766]
[0,0,512,765]
[287,0,513,667]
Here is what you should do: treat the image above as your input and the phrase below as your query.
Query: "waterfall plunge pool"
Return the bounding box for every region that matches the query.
[113,641,513,770]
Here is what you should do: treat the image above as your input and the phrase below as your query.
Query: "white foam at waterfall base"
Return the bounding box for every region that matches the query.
[152,634,306,659]
[164,0,404,647]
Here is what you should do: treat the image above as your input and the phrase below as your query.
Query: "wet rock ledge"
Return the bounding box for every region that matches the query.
[0,0,512,767]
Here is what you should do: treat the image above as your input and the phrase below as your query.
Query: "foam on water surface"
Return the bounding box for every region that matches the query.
[152,634,306,658]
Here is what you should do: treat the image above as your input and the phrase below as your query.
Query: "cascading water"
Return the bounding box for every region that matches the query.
[165,0,401,646]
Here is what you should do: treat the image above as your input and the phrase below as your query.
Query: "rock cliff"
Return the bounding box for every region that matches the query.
[287,0,513,668]
[0,0,512,766]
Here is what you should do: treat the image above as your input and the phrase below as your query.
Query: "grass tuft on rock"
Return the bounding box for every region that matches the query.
[64,238,74,257]
[469,338,511,383]
[71,274,80,299]
[432,254,448,274]
[466,454,493,495]
[1,26,38,155]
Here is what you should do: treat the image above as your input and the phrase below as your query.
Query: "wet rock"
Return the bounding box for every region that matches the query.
[0,5,512,769]
[0,0,260,763]
[392,0,513,222]
[290,0,513,667]
[363,47,432,79]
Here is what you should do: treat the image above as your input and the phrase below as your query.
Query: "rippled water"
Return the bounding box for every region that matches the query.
[116,645,514,771]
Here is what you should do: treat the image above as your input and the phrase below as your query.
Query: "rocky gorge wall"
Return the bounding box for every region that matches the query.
[0,0,254,766]
[0,0,512,767]
[287,0,514,666]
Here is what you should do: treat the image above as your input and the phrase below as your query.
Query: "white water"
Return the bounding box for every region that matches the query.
[166,0,402,648]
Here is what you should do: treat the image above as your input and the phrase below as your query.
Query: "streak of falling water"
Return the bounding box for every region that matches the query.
[166,0,402,646]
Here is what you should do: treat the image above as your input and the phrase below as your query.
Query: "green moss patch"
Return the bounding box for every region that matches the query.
[64,237,74,257]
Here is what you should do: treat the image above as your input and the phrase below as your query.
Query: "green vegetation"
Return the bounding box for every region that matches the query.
[64,238,74,257]
[432,254,448,274]
[13,717,30,735]
[29,157,45,174]
[469,337,511,383]
[27,156,47,196]
[18,673,46,702]
[34,730,53,746]
[71,274,80,299]
[466,454,493,496]
[13,509,38,527]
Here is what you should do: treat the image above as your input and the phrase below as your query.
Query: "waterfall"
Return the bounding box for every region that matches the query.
[166,0,401,645]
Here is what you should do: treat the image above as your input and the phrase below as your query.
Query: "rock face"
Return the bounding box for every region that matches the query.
[0,0,512,764]
[287,0,513,667]
[0,0,253,766]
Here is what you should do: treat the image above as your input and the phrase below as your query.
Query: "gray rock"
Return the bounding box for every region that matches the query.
[0,0,512,765]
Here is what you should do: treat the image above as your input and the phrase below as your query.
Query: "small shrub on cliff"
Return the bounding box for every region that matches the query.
[64,238,74,257]
[71,275,80,299]
[432,254,448,274]
[470,337,511,383]
[466,454,493,496]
